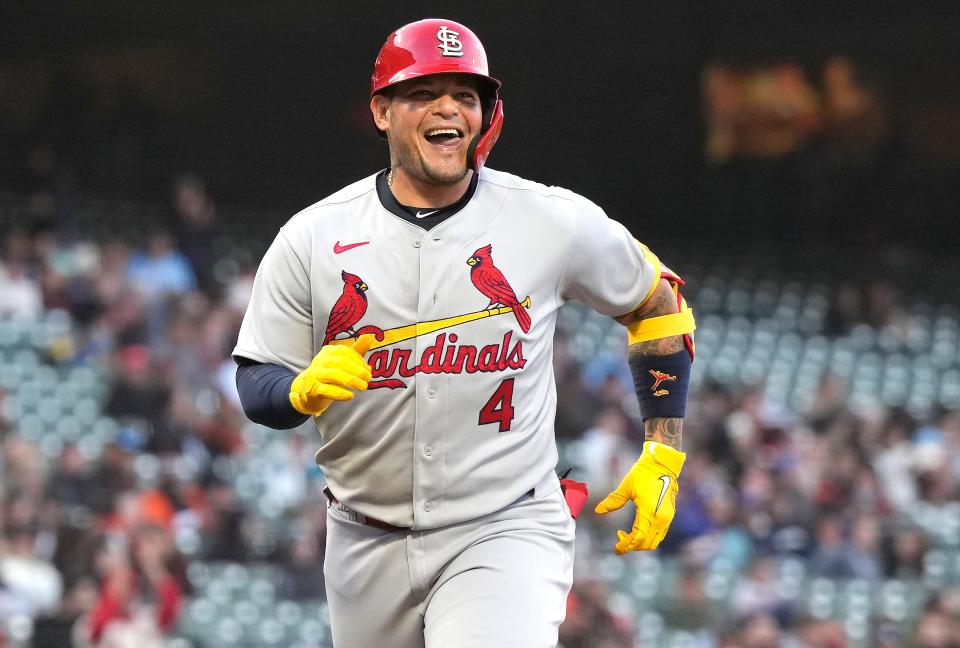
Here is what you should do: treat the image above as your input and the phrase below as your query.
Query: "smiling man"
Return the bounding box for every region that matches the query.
[372,73,484,193]
[233,18,696,648]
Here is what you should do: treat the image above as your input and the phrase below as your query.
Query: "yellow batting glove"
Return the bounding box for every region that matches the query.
[594,440,686,554]
[289,335,374,416]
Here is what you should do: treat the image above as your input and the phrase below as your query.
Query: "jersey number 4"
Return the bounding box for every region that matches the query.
[478,378,515,433]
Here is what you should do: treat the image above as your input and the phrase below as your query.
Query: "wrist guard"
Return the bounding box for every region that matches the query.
[629,350,691,421]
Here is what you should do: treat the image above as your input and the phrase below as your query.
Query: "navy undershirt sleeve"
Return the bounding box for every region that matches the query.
[234,358,309,429]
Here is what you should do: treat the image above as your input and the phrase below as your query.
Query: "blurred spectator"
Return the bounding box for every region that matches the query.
[553,332,594,442]
[125,230,196,303]
[660,565,716,632]
[873,408,921,513]
[737,612,784,648]
[698,485,754,572]
[865,279,906,333]
[0,525,63,622]
[30,577,99,648]
[581,354,638,419]
[84,442,137,518]
[808,515,857,579]
[872,621,905,648]
[825,284,863,336]
[104,346,171,443]
[937,409,960,481]
[578,407,641,499]
[846,514,883,581]
[693,381,742,477]
[793,615,849,648]
[0,229,43,319]
[811,443,868,514]
[883,524,928,579]
[93,240,134,308]
[666,456,725,553]
[910,610,957,648]
[807,374,849,428]
[46,444,94,510]
[87,524,184,647]
[276,515,326,601]
[730,556,792,623]
[558,578,633,648]
[170,174,219,298]
[198,481,249,563]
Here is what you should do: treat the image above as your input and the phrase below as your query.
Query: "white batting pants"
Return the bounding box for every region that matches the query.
[323,473,575,648]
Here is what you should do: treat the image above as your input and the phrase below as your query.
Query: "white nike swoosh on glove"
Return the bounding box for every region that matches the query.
[655,475,671,514]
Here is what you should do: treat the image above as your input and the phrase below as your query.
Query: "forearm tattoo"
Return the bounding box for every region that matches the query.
[643,417,683,449]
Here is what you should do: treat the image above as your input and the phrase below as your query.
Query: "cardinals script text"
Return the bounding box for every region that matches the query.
[367,332,525,389]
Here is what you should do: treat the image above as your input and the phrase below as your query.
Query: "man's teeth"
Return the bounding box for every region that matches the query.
[426,128,461,138]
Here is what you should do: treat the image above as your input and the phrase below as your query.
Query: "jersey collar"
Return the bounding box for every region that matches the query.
[375,169,479,230]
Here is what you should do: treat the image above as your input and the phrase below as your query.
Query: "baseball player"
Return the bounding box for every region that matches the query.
[233,18,695,648]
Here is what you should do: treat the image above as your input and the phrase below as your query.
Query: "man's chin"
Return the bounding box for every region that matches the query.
[422,162,470,186]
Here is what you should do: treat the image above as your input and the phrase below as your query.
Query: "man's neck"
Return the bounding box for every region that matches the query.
[389,168,474,208]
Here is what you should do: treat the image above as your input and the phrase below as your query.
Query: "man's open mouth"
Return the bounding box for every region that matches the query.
[424,128,464,148]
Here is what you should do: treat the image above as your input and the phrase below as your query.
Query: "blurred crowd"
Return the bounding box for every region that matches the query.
[0,175,958,648]
[556,360,960,647]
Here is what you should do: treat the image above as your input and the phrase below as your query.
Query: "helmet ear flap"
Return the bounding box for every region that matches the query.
[468,99,503,171]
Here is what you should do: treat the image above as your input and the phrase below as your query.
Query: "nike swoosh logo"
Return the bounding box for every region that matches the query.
[415,210,439,218]
[654,475,671,514]
[333,240,370,254]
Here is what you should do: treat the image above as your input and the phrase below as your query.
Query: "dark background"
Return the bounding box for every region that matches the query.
[3,0,960,265]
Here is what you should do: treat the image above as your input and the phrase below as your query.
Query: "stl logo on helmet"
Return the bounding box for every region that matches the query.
[436,26,464,57]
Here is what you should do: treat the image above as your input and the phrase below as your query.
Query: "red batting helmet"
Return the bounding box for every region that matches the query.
[371,18,504,171]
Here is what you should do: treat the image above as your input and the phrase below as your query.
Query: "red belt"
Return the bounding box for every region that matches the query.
[323,487,408,532]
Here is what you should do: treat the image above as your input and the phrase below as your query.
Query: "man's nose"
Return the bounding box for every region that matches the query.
[432,94,459,116]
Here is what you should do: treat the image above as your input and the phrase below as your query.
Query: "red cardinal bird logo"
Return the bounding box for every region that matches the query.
[324,270,368,345]
[467,244,531,333]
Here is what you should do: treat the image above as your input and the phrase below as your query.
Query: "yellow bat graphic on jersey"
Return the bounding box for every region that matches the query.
[331,296,531,350]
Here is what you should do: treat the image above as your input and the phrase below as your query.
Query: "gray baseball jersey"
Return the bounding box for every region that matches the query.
[233,166,658,529]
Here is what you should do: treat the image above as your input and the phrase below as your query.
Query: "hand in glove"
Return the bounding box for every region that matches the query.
[289,335,373,416]
[594,440,685,554]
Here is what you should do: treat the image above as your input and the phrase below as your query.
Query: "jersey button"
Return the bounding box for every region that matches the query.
[423,445,433,457]
[413,240,421,248]
[424,501,433,512]
[426,388,436,399]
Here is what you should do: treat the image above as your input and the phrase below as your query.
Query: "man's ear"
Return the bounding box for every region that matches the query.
[370,95,391,132]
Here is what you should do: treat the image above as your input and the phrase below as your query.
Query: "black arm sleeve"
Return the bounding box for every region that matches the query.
[234,358,310,430]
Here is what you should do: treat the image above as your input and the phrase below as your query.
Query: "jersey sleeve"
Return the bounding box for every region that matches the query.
[233,229,314,373]
[558,198,660,317]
